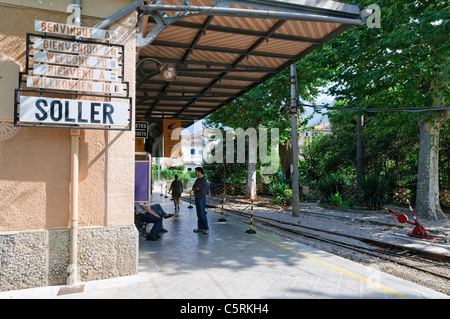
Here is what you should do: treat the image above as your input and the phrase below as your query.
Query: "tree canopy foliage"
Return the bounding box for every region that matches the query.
[203,0,449,218]
[312,0,449,111]
[304,0,449,219]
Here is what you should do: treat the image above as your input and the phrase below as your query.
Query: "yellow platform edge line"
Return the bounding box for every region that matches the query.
[253,234,408,299]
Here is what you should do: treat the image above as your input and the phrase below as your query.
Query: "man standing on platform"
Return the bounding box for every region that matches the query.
[192,167,209,234]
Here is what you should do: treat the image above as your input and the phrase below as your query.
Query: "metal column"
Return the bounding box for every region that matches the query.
[290,64,300,217]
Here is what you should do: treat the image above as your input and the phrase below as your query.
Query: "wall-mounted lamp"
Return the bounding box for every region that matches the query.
[136,57,177,81]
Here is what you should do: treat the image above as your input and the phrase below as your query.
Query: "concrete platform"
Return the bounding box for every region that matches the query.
[0,194,448,300]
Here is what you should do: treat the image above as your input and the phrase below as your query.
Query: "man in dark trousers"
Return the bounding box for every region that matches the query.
[192,167,209,234]
[169,174,183,211]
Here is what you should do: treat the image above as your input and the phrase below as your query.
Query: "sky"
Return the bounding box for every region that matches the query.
[300,94,334,127]
[182,93,335,134]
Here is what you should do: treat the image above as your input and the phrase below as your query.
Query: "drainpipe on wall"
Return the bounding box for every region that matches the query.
[68,129,80,286]
[65,0,142,285]
[67,0,82,287]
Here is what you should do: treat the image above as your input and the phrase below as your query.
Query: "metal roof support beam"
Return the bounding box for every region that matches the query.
[150,40,298,60]
[135,0,368,122]
[138,56,278,71]
[138,80,253,90]
[137,2,366,48]
[206,0,361,16]
[181,16,214,64]
[174,18,287,117]
[144,4,364,23]
[94,0,145,29]
[148,19,324,44]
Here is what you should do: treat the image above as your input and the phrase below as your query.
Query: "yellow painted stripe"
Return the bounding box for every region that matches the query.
[254,234,408,299]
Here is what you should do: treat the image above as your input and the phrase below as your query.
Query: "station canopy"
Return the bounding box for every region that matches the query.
[135,0,365,128]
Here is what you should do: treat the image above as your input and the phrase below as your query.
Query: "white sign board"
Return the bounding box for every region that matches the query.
[33,64,119,82]
[33,51,118,70]
[135,121,148,138]
[16,24,130,130]
[20,96,129,127]
[35,20,118,42]
[27,76,124,94]
[34,38,119,57]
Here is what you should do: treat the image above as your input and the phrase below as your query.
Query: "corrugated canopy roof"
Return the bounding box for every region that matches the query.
[136,0,364,128]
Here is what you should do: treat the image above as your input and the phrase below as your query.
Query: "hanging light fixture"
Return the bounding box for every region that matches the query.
[136,57,177,81]
[159,63,177,82]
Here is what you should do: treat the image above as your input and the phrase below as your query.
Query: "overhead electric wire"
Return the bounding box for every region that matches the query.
[302,103,450,113]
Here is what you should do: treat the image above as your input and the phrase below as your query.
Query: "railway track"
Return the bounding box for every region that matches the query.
[251,214,450,281]
[181,195,450,282]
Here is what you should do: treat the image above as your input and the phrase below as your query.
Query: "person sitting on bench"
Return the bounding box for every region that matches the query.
[138,203,174,241]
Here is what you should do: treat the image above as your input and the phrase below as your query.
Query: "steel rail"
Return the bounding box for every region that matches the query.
[186,196,450,281]
[253,216,450,281]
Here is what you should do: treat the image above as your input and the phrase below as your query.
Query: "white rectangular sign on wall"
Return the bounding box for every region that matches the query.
[34,38,120,57]
[35,20,118,42]
[33,51,118,70]
[26,76,124,94]
[19,96,129,127]
[33,64,119,82]
[14,26,131,131]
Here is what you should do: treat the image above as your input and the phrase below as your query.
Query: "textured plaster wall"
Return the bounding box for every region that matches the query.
[0,3,136,231]
[0,127,71,230]
[0,226,138,291]
[0,1,138,290]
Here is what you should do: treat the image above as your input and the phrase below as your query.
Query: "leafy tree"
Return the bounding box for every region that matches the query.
[205,63,324,199]
[440,122,450,189]
[306,0,449,219]
[202,127,250,195]
[301,109,420,190]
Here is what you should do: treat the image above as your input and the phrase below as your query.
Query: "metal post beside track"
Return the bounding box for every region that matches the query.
[188,190,193,208]
[219,195,226,222]
[246,200,256,234]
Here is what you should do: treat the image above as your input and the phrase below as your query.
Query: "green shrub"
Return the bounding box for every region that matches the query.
[187,170,197,178]
[330,191,343,207]
[341,196,356,209]
[275,195,284,205]
[275,189,292,206]
[269,182,289,197]
[270,182,292,205]
[317,174,347,202]
[359,175,390,210]
[283,189,292,205]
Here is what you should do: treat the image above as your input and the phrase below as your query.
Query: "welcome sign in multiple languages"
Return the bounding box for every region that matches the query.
[15,20,130,130]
